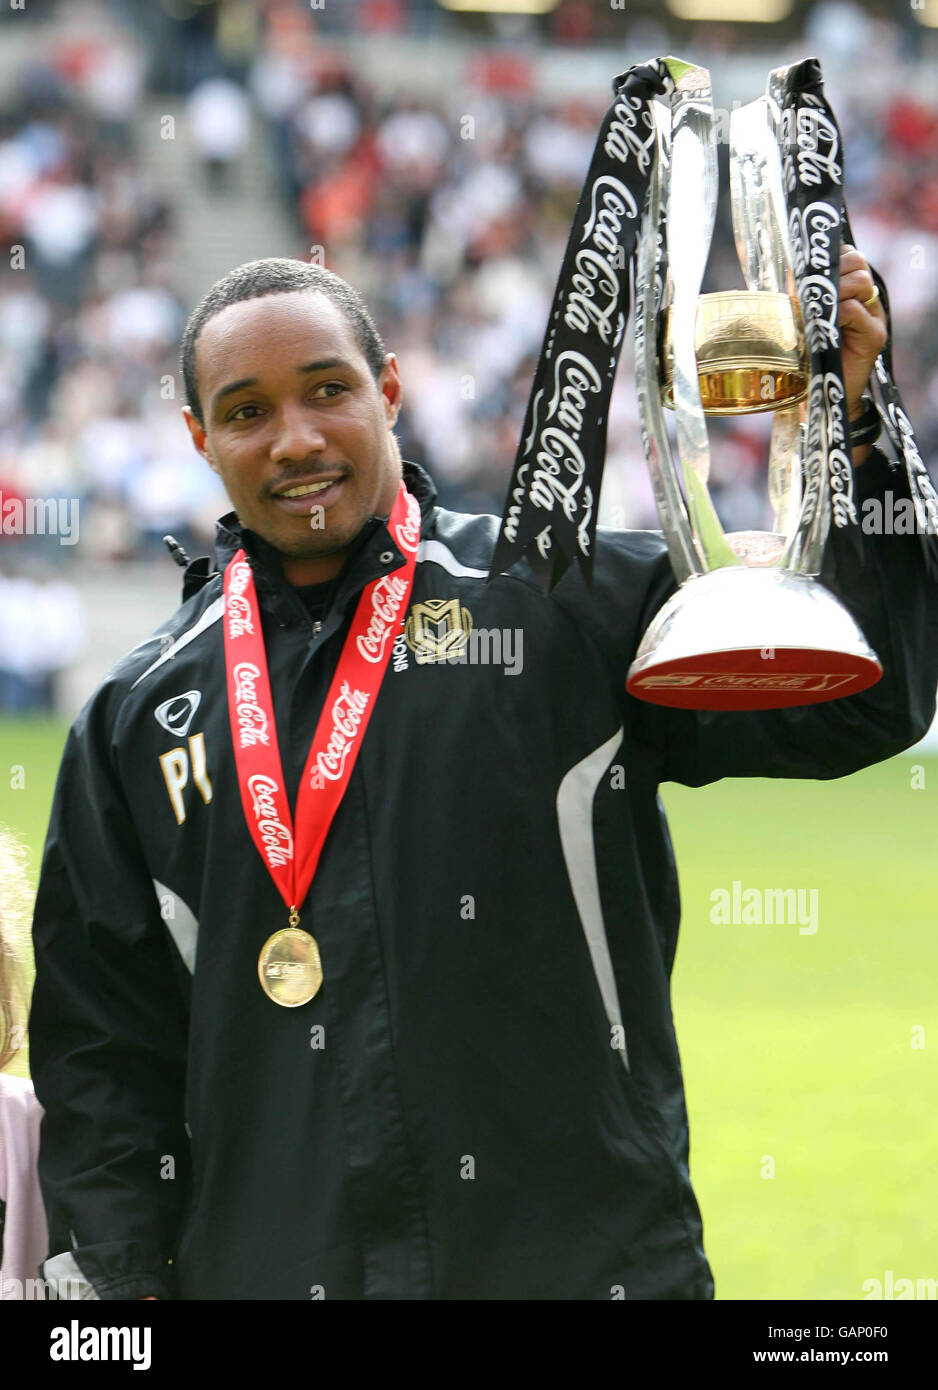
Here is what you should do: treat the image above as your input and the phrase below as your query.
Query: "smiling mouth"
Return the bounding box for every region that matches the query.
[277,479,337,499]
[270,476,348,513]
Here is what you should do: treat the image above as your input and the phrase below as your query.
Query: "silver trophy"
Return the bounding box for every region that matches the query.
[625,59,882,710]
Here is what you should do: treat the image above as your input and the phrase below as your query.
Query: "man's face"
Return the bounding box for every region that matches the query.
[183,291,403,583]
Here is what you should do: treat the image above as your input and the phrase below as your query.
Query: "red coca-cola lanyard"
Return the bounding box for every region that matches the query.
[223,479,420,925]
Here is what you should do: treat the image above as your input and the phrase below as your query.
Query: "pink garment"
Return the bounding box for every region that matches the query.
[0,1073,49,1298]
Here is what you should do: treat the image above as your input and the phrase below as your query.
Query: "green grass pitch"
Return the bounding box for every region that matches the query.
[1,715,934,1300]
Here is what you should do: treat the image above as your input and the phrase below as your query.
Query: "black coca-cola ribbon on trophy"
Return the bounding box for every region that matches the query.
[773,58,862,567]
[775,56,938,577]
[487,59,674,593]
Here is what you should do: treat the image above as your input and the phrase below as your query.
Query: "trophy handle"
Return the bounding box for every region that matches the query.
[767,406,804,537]
[780,436,831,577]
[729,95,832,577]
[634,101,705,584]
[729,97,794,297]
[729,98,806,545]
[666,65,739,571]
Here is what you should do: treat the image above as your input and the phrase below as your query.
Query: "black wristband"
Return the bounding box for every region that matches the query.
[848,396,882,448]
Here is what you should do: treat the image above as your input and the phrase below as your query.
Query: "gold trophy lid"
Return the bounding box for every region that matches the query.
[660,289,808,415]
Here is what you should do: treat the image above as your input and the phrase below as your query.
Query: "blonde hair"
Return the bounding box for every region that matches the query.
[0,828,31,1072]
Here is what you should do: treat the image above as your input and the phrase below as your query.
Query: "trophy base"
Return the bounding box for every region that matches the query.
[626,567,882,710]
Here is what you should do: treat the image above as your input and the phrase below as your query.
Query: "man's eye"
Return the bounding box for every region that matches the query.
[227,384,345,421]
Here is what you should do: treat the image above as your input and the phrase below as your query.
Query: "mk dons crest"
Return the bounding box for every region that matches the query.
[404,598,473,663]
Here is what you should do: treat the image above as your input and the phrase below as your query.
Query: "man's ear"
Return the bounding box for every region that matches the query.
[379,354,402,429]
[182,405,218,472]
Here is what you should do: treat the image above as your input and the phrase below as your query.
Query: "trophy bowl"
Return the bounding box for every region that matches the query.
[659,290,809,415]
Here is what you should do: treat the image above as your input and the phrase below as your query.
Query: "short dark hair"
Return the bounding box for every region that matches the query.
[180,258,387,425]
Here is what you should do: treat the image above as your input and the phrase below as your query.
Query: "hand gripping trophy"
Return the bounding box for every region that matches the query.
[488,56,938,710]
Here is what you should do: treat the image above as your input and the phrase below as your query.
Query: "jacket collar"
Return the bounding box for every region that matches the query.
[182,459,437,618]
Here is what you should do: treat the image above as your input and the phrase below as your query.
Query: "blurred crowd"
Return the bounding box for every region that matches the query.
[1,0,938,708]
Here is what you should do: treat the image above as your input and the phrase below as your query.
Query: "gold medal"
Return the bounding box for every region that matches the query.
[225,487,418,1006]
[258,926,323,1007]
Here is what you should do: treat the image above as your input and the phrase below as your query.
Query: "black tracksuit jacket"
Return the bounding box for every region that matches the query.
[28,454,938,1299]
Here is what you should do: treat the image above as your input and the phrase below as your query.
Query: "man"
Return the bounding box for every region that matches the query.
[29,255,938,1300]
